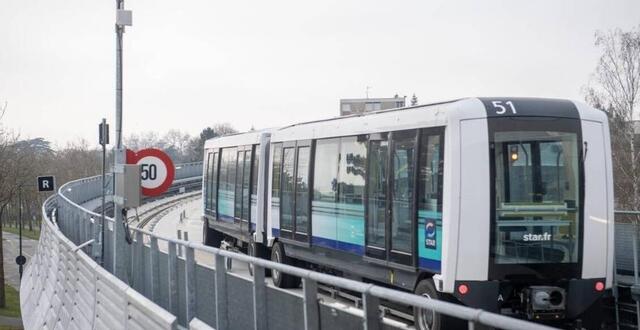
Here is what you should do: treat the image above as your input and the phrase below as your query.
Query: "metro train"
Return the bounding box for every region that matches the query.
[201,97,613,329]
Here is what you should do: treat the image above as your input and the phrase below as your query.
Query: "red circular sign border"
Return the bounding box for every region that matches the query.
[127,148,175,197]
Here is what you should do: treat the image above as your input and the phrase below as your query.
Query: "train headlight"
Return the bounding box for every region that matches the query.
[510,146,519,161]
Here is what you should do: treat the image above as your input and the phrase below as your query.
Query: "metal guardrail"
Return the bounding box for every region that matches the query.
[614,210,640,330]
[20,195,179,330]
[24,167,558,330]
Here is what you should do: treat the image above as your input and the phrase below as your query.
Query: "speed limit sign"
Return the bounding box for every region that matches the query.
[126,148,175,197]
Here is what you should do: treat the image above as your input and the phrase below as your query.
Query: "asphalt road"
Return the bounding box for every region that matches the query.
[2,231,37,290]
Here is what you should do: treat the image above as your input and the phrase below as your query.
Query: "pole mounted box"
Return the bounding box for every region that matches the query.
[114,164,141,208]
[116,9,132,27]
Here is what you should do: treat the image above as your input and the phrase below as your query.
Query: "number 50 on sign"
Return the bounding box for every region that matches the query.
[126,148,175,197]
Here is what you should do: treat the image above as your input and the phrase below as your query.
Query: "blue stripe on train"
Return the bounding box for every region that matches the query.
[218,214,235,223]
[272,228,441,272]
[311,236,364,255]
[418,258,441,272]
[271,228,364,255]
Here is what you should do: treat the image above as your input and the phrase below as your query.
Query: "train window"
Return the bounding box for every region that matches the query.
[337,136,367,250]
[418,129,444,252]
[242,150,251,221]
[271,144,283,225]
[281,147,296,232]
[205,152,213,213]
[218,147,237,222]
[390,130,417,254]
[234,150,245,221]
[211,152,218,216]
[366,133,388,250]
[312,138,340,248]
[295,146,311,234]
[490,117,581,265]
[251,145,260,223]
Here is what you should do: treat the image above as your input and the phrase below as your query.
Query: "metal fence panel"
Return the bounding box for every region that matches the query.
[616,222,637,274]
[194,264,216,327]
[226,273,255,330]
[94,265,128,329]
[266,284,305,329]
[126,287,177,330]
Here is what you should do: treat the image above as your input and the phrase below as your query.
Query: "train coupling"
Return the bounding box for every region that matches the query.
[524,286,566,321]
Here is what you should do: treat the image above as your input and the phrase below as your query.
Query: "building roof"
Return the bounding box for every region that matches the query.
[340,97,405,103]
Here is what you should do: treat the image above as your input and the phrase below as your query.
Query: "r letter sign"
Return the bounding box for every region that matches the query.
[37,176,56,192]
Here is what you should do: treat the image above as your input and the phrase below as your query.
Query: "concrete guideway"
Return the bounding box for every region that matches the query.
[150,197,212,265]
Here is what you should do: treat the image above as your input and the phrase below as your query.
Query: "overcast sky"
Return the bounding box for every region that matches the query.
[1,0,638,147]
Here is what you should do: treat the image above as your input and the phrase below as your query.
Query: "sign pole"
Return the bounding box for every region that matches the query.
[18,185,22,279]
[96,119,109,265]
[113,0,132,282]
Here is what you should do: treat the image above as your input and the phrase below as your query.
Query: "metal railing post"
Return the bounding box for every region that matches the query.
[177,230,182,257]
[302,278,319,330]
[168,241,179,316]
[74,212,80,244]
[132,231,142,292]
[85,216,91,252]
[252,265,266,330]
[633,222,640,330]
[185,246,196,323]
[362,288,381,330]
[150,236,160,302]
[215,254,228,330]
[80,214,85,244]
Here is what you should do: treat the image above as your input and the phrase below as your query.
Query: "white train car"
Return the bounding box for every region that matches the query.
[202,129,273,259]
[203,97,613,329]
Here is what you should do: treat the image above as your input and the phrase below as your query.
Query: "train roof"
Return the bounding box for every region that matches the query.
[270,98,472,142]
[203,128,275,150]
[270,97,606,143]
[204,97,605,148]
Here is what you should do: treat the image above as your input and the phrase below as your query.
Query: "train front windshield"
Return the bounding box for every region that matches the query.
[489,117,582,266]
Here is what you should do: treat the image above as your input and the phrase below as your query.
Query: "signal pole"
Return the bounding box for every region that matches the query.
[114,0,131,281]
[96,119,109,265]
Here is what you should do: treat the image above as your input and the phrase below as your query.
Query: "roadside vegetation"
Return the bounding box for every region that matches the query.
[0,284,20,318]
[0,107,237,307]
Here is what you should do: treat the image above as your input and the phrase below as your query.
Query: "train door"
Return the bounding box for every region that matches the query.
[235,146,252,235]
[279,141,312,243]
[365,130,417,266]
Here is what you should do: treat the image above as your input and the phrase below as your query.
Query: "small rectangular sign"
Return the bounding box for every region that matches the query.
[37,176,56,192]
[425,218,437,249]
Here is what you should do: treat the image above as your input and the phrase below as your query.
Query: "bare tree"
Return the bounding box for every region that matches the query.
[0,128,22,308]
[0,101,6,121]
[585,26,640,209]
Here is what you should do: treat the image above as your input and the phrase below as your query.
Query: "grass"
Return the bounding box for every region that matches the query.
[1,227,40,241]
[0,284,21,318]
